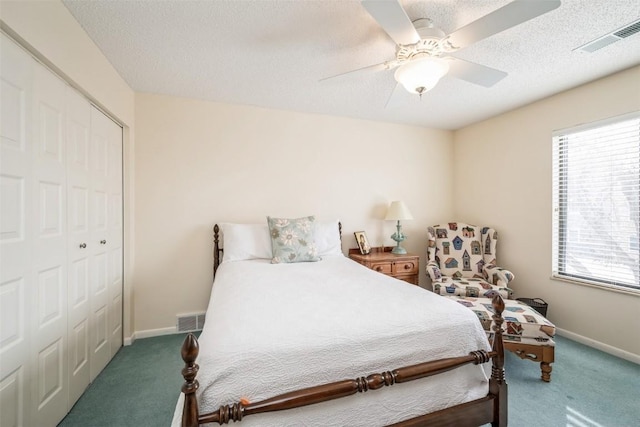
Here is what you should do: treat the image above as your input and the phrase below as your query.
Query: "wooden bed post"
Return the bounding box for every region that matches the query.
[490,295,508,427]
[213,224,220,277]
[181,333,200,427]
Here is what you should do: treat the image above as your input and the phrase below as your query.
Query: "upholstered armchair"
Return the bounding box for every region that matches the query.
[426,222,514,299]
[427,222,556,382]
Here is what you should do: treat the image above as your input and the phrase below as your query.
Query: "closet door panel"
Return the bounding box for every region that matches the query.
[65,88,92,406]
[106,116,123,355]
[88,108,112,381]
[31,62,68,427]
[1,33,34,427]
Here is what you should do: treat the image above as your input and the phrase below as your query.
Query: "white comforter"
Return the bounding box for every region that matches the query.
[172,255,491,426]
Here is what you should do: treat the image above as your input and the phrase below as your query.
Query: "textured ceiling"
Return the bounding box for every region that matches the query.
[63,0,640,130]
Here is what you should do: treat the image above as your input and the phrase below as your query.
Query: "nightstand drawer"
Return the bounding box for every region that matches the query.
[393,260,418,275]
[348,247,420,286]
[370,262,393,274]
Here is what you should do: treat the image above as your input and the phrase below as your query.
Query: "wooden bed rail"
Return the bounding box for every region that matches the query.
[180,295,507,426]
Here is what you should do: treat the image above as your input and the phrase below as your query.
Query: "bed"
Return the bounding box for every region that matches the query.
[174,221,507,426]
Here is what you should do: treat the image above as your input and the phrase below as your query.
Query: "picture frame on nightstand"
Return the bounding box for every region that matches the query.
[354,231,371,255]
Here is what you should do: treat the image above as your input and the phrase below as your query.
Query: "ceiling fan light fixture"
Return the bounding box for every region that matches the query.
[394,57,449,95]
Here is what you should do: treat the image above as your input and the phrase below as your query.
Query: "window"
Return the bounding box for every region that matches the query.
[552,112,640,293]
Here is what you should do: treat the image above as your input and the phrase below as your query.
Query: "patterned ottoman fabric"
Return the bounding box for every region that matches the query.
[452,296,556,345]
[433,276,513,299]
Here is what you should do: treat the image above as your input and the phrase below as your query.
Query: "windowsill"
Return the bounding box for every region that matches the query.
[551,274,640,297]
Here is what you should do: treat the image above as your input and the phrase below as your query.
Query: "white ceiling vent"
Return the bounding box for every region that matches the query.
[575,19,640,53]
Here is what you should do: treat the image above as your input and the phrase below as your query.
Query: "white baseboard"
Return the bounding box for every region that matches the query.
[556,328,640,365]
[132,326,177,341]
[124,326,202,346]
[124,334,135,346]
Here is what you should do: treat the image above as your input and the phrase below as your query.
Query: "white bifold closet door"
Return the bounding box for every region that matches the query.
[0,33,123,427]
[106,109,123,359]
[88,104,123,381]
[65,88,92,407]
[1,33,37,427]
[31,46,70,427]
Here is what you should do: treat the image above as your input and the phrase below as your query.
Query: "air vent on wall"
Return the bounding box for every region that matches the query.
[177,312,206,332]
[575,18,640,53]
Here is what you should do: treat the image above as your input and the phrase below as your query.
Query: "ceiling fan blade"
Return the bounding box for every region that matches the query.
[446,0,561,50]
[362,0,420,46]
[445,57,507,87]
[319,60,396,82]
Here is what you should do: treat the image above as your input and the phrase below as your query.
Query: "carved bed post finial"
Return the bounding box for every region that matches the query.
[181,333,200,427]
[213,224,220,277]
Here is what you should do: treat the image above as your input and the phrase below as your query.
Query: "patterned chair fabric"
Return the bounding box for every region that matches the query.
[452,297,555,345]
[427,222,514,299]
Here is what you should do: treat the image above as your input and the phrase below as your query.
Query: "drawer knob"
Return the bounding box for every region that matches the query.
[404,264,411,270]
[79,243,87,249]
[375,266,382,272]
[100,240,107,245]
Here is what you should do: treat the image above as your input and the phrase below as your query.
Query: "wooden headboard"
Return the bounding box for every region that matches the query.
[213,222,342,278]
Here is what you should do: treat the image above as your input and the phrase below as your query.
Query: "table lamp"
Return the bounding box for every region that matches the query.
[384,201,413,255]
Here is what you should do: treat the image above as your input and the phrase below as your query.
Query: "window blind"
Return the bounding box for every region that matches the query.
[552,112,640,292]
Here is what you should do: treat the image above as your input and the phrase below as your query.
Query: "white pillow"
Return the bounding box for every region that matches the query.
[219,220,343,262]
[314,219,343,257]
[219,223,272,262]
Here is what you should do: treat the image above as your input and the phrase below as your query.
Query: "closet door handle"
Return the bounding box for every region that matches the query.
[100,240,107,245]
[79,243,87,249]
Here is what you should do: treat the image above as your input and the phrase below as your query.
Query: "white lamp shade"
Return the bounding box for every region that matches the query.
[385,201,414,221]
[394,57,449,94]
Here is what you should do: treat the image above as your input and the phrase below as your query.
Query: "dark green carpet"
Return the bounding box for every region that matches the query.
[59,334,640,427]
[59,333,189,427]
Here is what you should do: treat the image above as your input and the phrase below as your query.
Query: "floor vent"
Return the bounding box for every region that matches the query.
[177,312,206,332]
[576,19,640,53]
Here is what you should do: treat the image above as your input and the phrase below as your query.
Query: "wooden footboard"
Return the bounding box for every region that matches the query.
[180,295,507,427]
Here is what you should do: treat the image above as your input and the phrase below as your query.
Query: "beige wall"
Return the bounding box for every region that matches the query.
[133,93,453,332]
[1,0,136,339]
[453,65,640,358]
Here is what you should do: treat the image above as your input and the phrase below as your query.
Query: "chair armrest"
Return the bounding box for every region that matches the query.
[483,265,515,286]
[426,261,442,281]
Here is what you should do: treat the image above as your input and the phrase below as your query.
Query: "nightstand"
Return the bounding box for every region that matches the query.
[349,246,419,285]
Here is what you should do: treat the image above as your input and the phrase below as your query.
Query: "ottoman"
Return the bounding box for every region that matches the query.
[452,296,556,382]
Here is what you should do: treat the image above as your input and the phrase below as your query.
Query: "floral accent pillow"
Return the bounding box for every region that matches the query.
[267,216,321,264]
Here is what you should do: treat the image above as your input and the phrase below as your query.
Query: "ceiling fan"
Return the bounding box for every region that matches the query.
[324,0,561,101]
